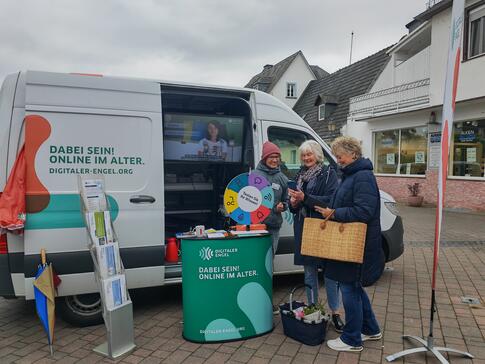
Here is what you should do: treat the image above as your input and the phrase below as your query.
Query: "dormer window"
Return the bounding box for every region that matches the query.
[315,94,339,121]
[318,104,326,121]
[318,103,337,121]
[287,83,297,98]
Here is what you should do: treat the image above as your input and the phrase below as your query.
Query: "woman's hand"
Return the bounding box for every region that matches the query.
[288,188,304,203]
[290,196,298,208]
[314,206,334,218]
[275,202,285,213]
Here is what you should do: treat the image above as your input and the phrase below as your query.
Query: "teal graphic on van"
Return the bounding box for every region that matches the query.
[25,194,119,230]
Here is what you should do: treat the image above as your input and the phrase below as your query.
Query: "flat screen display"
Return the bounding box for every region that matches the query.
[163,113,244,162]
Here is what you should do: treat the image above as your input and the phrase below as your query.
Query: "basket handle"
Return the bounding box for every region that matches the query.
[289,284,314,311]
[320,209,335,230]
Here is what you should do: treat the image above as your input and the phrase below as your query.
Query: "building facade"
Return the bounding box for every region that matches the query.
[346,0,485,211]
[294,48,391,142]
[245,51,327,108]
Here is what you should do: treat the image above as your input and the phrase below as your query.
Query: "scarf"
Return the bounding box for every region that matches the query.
[296,163,323,219]
[296,163,323,191]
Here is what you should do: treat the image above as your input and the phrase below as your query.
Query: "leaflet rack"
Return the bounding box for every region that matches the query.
[78,175,136,359]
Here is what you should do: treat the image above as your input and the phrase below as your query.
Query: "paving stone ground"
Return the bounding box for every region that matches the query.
[1,204,484,363]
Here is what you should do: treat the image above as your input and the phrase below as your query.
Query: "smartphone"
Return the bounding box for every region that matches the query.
[287,180,297,190]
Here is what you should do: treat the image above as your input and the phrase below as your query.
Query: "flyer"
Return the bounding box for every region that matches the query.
[386,153,395,165]
[467,148,477,163]
[96,242,122,278]
[86,211,114,246]
[101,275,128,310]
[81,178,107,211]
[415,151,425,164]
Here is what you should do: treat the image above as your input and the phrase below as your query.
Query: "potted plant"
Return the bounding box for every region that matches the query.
[407,182,424,207]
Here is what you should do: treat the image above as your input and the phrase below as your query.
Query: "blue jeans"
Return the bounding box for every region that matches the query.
[304,268,342,311]
[324,277,341,312]
[339,281,380,347]
[304,265,318,304]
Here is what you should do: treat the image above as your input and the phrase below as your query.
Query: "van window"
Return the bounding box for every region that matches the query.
[267,127,311,179]
[268,127,332,179]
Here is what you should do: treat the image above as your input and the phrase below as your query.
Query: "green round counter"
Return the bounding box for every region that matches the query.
[181,234,273,343]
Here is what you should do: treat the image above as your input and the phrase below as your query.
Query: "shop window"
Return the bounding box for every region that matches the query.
[400,127,428,175]
[451,120,485,178]
[467,4,485,58]
[374,126,428,175]
[374,130,399,174]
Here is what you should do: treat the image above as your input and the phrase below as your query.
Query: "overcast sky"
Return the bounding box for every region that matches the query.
[0,0,428,87]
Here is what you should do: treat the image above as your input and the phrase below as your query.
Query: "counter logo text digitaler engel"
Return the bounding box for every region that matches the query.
[199,247,214,261]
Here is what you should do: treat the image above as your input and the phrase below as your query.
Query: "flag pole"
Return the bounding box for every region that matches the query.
[387,1,473,362]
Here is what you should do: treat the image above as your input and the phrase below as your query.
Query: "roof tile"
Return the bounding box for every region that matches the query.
[293,46,391,142]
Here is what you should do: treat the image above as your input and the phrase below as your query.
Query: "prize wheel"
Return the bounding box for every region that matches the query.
[224,172,274,225]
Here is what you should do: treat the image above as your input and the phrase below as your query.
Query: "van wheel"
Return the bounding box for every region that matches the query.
[57,293,103,327]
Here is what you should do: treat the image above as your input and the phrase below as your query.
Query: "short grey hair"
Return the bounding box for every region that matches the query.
[331,136,362,159]
[299,140,324,163]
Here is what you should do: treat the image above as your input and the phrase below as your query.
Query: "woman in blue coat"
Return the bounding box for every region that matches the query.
[288,140,342,330]
[316,136,383,352]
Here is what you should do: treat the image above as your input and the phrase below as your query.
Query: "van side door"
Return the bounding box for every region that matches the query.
[22,72,164,298]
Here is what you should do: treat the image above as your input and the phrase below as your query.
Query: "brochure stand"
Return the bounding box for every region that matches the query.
[78,175,136,359]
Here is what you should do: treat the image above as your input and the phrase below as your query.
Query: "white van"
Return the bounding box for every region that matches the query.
[0,71,403,326]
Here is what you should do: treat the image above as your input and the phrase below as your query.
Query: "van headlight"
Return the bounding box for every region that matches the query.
[384,201,399,216]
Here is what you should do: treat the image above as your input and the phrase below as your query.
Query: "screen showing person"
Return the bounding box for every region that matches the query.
[163,113,244,162]
[198,122,227,159]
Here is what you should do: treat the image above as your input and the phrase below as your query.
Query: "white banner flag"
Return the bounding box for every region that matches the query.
[433,0,465,289]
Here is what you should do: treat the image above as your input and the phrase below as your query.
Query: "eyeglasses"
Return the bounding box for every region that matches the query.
[267,155,280,160]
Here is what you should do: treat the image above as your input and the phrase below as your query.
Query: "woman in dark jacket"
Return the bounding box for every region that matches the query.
[316,136,383,353]
[255,141,288,255]
[288,140,339,318]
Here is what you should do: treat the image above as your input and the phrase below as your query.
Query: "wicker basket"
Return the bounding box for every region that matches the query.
[301,210,367,263]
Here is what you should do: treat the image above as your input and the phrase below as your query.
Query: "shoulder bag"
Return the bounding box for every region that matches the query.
[301,210,367,263]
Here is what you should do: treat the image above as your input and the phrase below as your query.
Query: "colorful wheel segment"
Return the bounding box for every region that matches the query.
[224,172,274,224]
[250,205,271,224]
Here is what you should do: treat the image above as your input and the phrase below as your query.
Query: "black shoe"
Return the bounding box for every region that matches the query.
[331,314,344,333]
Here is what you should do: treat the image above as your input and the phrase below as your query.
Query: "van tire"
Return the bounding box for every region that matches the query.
[57,293,103,327]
